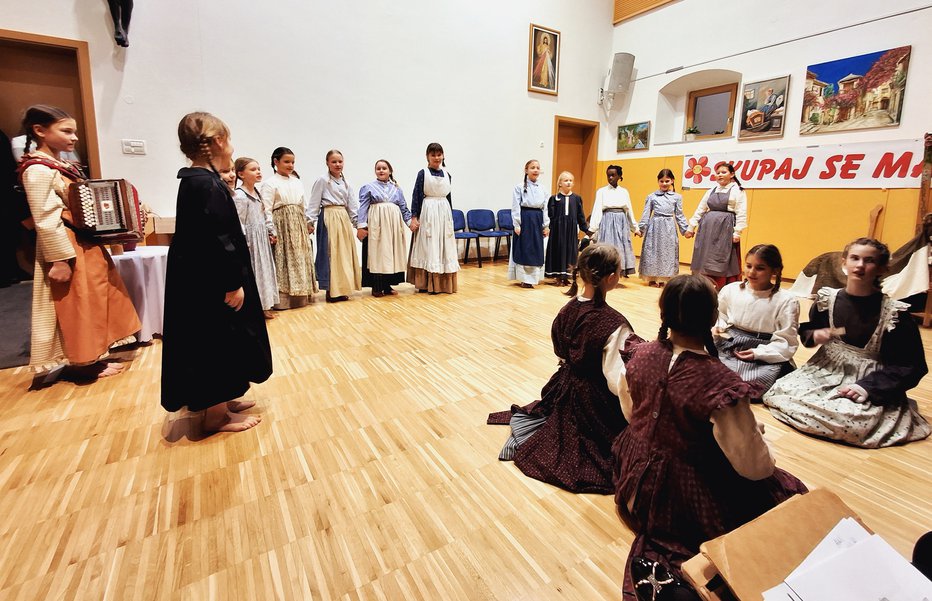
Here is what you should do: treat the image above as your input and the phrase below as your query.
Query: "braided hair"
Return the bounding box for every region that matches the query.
[565,243,621,306]
[271,146,299,178]
[523,159,539,193]
[426,142,445,167]
[374,159,398,185]
[657,274,719,357]
[20,105,72,156]
[715,162,743,190]
[177,112,230,174]
[739,244,783,297]
[326,149,347,187]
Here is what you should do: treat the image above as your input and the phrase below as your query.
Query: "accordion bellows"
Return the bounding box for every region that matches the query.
[67,179,144,243]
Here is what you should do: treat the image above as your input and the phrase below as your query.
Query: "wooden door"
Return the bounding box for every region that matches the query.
[553,117,599,218]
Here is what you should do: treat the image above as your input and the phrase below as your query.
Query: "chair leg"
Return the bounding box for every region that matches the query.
[477,239,483,268]
[464,239,471,264]
[493,238,501,262]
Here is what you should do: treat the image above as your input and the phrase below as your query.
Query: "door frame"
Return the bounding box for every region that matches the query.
[552,115,599,213]
[0,28,101,178]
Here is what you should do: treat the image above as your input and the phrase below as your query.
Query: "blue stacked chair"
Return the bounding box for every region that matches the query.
[452,209,481,267]
[467,209,511,262]
[496,209,514,257]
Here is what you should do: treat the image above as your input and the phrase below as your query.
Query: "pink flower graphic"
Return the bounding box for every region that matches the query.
[687,156,711,184]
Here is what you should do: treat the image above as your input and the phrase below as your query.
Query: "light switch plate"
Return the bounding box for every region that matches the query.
[121,139,147,155]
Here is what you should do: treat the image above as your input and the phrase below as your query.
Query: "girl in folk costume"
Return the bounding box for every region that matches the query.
[637,169,688,287]
[714,244,799,396]
[260,147,316,309]
[218,161,236,192]
[764,238,931,448]
[684,162,747,289]
[407,142,459,294]
[357,159,413,297]
[233,157,278,319]
[591,164,639,277]
[308,150,362,303]
[509,159,550,288]
[613,274,807,600]
[162,112,272,432]
[488,243,641,494]
[17,105,140,379]
[545,171,590,285]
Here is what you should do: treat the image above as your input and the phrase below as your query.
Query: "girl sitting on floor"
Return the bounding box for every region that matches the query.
[488,243,640,494]
[714,244,799,396]
[764,237,930,448]
[613,274,807,600]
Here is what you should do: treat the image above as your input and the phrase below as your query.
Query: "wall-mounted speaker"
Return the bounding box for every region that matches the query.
[607,52,635,94]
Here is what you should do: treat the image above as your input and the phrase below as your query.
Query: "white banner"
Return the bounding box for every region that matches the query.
[682,139,924,189]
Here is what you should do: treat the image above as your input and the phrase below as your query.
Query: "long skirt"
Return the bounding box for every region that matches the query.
[362,203,407,293]
[638,215,681,282]
[544,212,581,280]
[31,231,139,370]
[243,222,278,310]
[272,204,316,307]
[763,340,931,448]
[690,210,740,278]
[315,206,362,297]
[715,327,791,397]
[407,197,458,294]
[597,211,636,275]
[509,207,545,284]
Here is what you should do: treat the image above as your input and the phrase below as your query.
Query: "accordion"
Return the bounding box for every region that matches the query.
[67,179,144,243]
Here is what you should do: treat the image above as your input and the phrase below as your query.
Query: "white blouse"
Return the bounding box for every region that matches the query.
[688,183,748,235]
[715,282,800,363]
[260,173,307,217]
[590,184,639,234]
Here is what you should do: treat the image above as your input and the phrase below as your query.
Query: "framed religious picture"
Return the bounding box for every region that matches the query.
[617,121,650,152]
[738,76,790,140]
[528,24,560,96]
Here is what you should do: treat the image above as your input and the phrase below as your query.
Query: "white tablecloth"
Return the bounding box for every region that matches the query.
[111,245,168,342]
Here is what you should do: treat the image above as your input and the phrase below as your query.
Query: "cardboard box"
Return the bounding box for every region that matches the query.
[682,489,868,601]
[145,215,175,246]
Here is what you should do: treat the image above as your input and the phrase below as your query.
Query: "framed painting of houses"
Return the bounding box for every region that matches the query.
[800,46,910,135]
[617,121,650,152]
[528,24,560,96]
[739,76,789,140]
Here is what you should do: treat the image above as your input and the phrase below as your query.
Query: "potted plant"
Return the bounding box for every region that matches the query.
[684,126,700,141]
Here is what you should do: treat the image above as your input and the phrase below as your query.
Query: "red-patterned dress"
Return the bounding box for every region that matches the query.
[612,340,807,598]
[488,297,638,494]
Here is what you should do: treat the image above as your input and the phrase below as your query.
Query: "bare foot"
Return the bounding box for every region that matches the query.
[205,410,262,433]
[227,399,256,412]
[64,361,124,381]
[263,310,275,320]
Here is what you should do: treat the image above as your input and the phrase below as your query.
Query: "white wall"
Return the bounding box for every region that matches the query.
[603,0,932,158]
[3,0,614,214]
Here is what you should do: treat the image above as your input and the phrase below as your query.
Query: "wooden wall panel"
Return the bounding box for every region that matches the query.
[614,0,677,24]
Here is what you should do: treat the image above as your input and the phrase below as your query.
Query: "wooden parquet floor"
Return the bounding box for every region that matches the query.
[1,262,930,600]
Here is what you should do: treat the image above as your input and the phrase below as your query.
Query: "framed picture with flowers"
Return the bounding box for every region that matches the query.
[528,24,560,96]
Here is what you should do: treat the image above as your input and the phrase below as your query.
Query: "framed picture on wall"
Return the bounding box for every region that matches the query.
[738,76,789,140]
[617,121,650,152]
[800,46,910,135]
[528,24,560,96]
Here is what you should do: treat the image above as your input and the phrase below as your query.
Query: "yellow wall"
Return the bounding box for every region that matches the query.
[596,157,921,277]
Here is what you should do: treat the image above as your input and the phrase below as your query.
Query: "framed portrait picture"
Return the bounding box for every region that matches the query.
[528,24,560,96]
[617,121,650,152]
[800,46,910,135]
[738,76,790,140]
